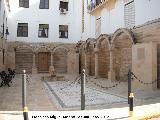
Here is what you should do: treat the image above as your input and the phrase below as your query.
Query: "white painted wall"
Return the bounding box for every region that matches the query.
[0,0,82,43]
[83,0,160,40]
[135,0,160,26]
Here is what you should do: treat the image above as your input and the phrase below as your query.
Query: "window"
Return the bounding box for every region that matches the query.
[19,0,29,8]
[95,17,101,38]
[38,24,49,38]
[17,23,28,37]
[39,0,49,9]
[59,25,68,38]
[124,0,135,28]
[59,1,68,14]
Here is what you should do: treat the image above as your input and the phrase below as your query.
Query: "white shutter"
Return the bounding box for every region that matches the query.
[124,0,135,28]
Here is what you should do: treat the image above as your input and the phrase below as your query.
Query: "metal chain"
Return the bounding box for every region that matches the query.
[94,81,121,90]
[131,72,158,85]
[135,77,157,85]
[26,74,31,83]
[85,73,121,90]
[60,75,81,90]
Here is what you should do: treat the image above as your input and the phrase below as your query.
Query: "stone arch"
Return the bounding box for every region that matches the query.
[84,39,95,76]
[96,34,110,78]
[111,28,136,45]
[15,45,33,73]
[111,28,135,81]
[52,46,69,73]
[53,46,69,53]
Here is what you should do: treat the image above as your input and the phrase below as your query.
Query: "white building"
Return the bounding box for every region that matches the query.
[0,0,82,43]
[82,0,160,39]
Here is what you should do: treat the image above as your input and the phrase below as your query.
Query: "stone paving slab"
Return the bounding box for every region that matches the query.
[0,74,57,111]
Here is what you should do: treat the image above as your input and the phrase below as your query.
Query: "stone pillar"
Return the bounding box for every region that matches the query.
[75,53,80,74]
[84,52,89,75]
[49,52,55,75]
[32,52,37,74]
[94,47,99,78]
[108,47,115,81]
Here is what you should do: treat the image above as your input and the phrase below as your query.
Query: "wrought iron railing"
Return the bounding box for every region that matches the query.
[87,0,107,12]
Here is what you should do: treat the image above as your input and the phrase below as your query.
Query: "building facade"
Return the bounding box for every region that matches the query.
[0,0,82,43]
[78,0,160,90]
[82,0,160,39]
[0,0,82,74]
[0,0,160,90]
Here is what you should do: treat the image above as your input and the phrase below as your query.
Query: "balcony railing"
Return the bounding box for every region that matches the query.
[87,0,108,14]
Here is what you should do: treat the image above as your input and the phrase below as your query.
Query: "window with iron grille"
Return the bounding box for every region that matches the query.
[124,0,135,28]
[39,0,49,9]
[38,24,49,38]
[59,25,68,38]
[19,0,29,8]
[59,1,68,14]
[17,23,28,37]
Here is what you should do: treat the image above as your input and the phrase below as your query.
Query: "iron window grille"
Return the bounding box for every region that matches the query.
[59,25,68,38]
[39,0,49,9]
[38,24,49,38]
[17,23,28,37]
[19,0,29,8]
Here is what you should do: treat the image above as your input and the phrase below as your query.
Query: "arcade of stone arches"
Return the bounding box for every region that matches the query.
[77,28,135,82]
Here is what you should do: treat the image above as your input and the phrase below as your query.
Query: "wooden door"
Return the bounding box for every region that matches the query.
[38,52,49,73]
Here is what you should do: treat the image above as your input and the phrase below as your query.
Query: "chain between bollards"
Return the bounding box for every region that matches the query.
[22,70,29,120]
[81,69,86,110]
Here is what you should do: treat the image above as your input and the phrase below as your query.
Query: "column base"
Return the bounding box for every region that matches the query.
[32,67,37,74]
[108,70,115,81]
[49,66,55,75]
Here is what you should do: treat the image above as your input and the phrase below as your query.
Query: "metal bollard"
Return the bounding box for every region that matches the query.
[128,69,132,104]
[22,70,29,120]
[129,93,134,117]
[81,69,86,110]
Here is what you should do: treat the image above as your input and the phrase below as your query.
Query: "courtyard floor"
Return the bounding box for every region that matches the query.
[0,74,160,119]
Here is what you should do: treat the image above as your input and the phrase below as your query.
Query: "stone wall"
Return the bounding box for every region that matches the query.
[53,49,67,73]
[5,42,76,74]
[15,47,33,73]
[113,35,132,81]
[98,41,110,78]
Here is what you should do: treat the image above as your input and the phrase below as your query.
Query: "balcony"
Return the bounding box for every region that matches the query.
[87,0,108,15]
[87,0,117,16]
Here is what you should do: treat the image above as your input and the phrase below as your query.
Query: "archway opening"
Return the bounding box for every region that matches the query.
[86,42,95,76]
[97,38,110,78]
[53,48,68,73]
[15,47,33,74]
[113,32,132,81]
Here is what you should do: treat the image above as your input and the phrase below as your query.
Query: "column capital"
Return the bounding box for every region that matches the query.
[94,48,99,53]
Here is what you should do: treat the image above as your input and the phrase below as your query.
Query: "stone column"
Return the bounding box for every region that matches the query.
[108,46,115,81]
[94,47,99,78]
[75,52,80,74]
[84,52,89,75]
[32,52,37,74]
[49,52,55,75]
